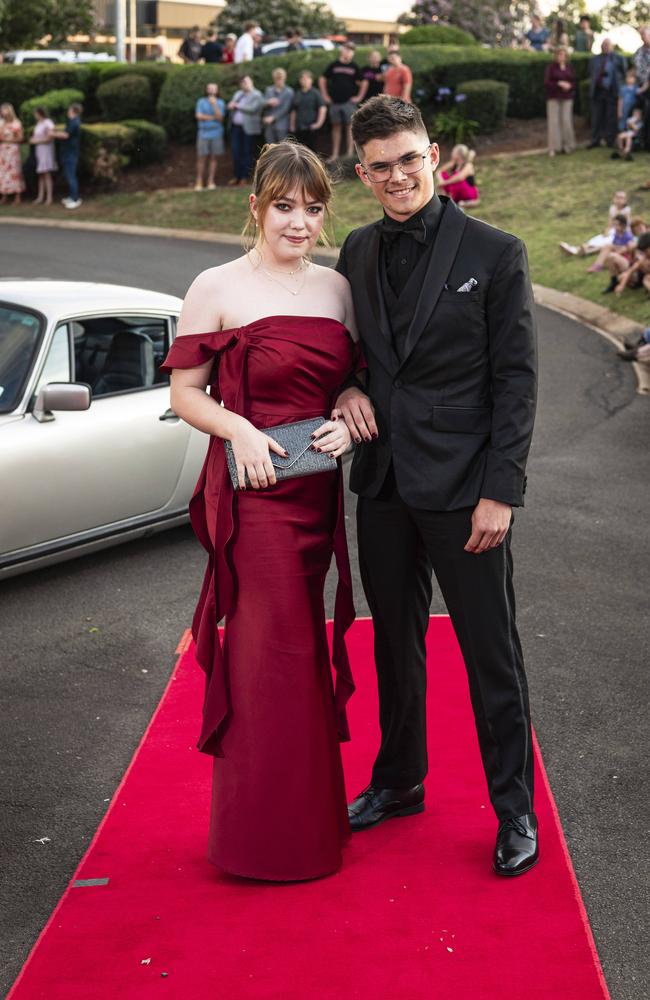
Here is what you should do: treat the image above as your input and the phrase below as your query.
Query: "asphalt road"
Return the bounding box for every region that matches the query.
[1,225,648,1000]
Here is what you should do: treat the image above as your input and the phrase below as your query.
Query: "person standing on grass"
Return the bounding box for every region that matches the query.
[544,46,576,156]
[30,107,57,207]
[0,103,25,206]
[383,48,413,103]
[319,42,368,162]
[290,71,327,150]
[227,75,263,186]
[334,96,539,878]
[263,68,294,144]
[588,38,626,148]
[360,50,385,102]
[50,102,83,209]
[195,83,225,191]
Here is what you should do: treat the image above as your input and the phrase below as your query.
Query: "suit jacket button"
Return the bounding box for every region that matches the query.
[394,378,403,389]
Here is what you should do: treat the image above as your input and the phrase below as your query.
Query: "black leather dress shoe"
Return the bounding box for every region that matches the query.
[348,783,425,831]
[493,813,539,876]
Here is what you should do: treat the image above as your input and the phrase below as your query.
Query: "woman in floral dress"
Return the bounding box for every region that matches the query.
[0,104,25,205]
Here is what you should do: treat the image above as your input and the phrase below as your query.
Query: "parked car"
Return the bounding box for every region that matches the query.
[0,280,207,579]
[3,50,116,64]
[260,38,334,57]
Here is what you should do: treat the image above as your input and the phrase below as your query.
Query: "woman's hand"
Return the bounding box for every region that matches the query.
[312,414,352,459]
[229,417,288,490]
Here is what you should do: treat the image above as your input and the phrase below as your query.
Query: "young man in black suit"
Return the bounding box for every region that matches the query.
[335,97,539,876]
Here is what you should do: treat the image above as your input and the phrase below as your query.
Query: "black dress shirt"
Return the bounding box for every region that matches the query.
[381,194,444,298]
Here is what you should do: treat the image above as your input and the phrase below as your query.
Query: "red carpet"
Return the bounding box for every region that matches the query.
[9,618,609,1000]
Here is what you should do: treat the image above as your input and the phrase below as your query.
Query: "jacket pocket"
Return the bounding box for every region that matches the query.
[432,405,491,434]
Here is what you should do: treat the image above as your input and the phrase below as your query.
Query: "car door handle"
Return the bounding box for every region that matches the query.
[159,408,180,422]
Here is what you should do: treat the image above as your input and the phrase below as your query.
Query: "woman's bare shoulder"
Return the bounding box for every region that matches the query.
[177,256,248,337]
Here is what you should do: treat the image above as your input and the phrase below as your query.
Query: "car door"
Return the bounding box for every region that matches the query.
[4,311,192,554]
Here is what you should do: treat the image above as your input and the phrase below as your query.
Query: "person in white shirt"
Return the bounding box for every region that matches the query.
[234,22,262,64]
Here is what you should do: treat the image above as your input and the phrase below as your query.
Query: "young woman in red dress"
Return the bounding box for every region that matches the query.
[160,141,363,881]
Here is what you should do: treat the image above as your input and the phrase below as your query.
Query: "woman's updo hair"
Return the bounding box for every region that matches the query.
[244,140,334,248]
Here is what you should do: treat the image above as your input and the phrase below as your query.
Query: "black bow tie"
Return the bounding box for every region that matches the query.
[381,216,428,246]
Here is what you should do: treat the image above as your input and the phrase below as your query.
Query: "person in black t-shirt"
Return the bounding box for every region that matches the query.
[178,26,203,64]
[319,42,368,160]
[290,70,327,150]
[360,50,385,101]
[201,30,223,63]
[51,102,83,208]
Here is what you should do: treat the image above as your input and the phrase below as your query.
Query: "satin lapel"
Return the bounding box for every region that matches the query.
[400,199,468,368]
[361,224,400,374]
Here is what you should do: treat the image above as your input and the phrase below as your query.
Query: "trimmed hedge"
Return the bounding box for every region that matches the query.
[120,118,167,164]
[96,73,154,120]
[457,79,509,133]
[79,122,135,183]
[20,88,85,127]
[401,25,478,46]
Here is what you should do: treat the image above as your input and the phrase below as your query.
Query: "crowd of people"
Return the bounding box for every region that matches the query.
[192,41,421,189]
[0,100,82,208]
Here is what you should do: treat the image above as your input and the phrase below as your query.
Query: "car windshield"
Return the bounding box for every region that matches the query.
[0,305,44,413]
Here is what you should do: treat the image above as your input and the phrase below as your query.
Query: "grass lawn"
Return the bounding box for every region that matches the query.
[3,148,649,325]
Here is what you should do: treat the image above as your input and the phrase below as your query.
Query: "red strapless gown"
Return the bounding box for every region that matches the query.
[160,316,361,881]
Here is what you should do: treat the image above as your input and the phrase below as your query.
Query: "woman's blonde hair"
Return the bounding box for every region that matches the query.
[244,140,334,249]
[0,103,17,121]
[452,144,476,164]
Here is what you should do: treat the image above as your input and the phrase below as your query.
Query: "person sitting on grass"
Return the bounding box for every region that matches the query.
[601,218,646,292]
[618,325,650,362]
[435,144,480,207]
[559,189,631,256]
[586,212,633,272]
[611,106,644,162]
[604,231,650,296]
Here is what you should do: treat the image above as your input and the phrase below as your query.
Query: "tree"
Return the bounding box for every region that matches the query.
[544,0,602,42]
[398,0,535,46]
[0,0,95,50]
[601,0,650,31]
[217,0,345,40]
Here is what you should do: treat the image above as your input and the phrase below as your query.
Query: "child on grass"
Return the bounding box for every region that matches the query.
[602,231,650,295]
[611,107,643,161]
[586,213,634,272]
[559,190,632,256]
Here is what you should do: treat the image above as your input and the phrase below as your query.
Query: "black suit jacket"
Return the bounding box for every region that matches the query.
[589,52,626,96]
[337,197,537,510]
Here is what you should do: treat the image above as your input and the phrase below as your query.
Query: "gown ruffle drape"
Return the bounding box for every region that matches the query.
[160,315,361,880]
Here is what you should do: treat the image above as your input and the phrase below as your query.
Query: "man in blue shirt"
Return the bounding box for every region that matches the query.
[53,102,82,209]
[195,82,226,190]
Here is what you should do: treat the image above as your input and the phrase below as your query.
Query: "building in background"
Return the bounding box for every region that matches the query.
[89,1,409,60]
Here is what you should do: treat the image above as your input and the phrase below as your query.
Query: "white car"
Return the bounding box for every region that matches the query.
[0,280,207,579]
[3,50,116,64]
[260,38,335,57]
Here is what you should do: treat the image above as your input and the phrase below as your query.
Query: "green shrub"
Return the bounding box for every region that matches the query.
[79,122,135,185]
[0,65,93,113]
[456,79,509,133]
[89,62,172,109]
[96,73,154,120]
[120,118,167,164]
[401,25,478,46]
[20,88,85,127]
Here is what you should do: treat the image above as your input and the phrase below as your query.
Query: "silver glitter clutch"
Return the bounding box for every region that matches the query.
[224,416,335,490]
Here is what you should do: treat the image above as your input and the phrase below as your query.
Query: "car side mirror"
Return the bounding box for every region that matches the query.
[33,382,92,423]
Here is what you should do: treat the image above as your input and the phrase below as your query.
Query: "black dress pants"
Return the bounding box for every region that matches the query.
[591,88,618,145]
[357,475,534,821]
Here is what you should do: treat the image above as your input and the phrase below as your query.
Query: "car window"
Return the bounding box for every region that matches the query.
[0,304,44,413]
[72,314,172,397]
[33,323,72,397]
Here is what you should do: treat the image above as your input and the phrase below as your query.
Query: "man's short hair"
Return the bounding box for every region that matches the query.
[352,96,427,153]
[341,41,355,51]
[244,21,257,32]
[614,213,629,225]
[69,102,83,115]
[637,232,650,251]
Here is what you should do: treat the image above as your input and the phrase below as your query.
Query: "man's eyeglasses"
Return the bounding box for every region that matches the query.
[361,144,433,184]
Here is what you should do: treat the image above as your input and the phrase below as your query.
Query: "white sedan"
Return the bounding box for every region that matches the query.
[0,280,208,579]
